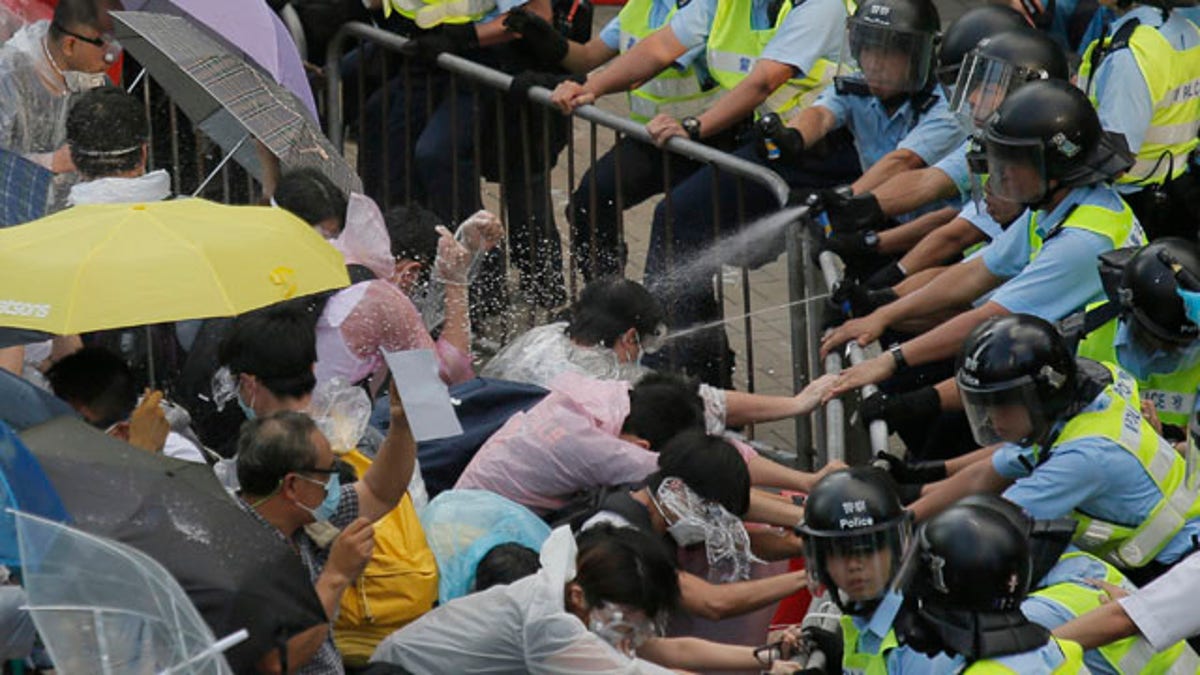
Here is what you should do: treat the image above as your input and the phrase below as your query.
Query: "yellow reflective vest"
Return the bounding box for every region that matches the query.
[618,0,720,122]
[963,638,1088,674]
[839,613,896,675]
[382,0,495,29]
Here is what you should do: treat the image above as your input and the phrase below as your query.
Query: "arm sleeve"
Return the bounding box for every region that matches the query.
[1000,442,1108,519]
[991,443,1038,480]
[982,213,1034,278]
[668,0,718,52]
[987,228,1112,322]
[812,88,849,129]
[599,16,622,50]
[897,98,969,167]
[930,138,972,197]
[1119,551,1200,650]
[759,0,845,74]
[1092,50,1153,155]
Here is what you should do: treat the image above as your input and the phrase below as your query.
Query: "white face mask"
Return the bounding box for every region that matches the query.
[63,69,108,93]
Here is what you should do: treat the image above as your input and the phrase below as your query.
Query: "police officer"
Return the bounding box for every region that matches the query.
[908,314,1200,587]
[898,499,1089,673]
[797,467,956,673]
[823,80,1141,401]
[1070,238,1200,438]
[1079,0,1200,239]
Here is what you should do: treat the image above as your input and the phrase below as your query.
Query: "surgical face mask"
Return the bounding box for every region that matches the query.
[236,390,257,420]
[587,602,661,658]
[294,472,342,522]
[63,69,108,93]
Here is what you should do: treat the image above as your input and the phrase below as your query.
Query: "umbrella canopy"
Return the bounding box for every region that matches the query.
[0,420,69,566]
[0,368,75,432]
[122,0,319,121]
[0,146,52,227]
[20,417,327,673]
[112,10,361,196]
[0,198,349,334]
[17,511,245,674]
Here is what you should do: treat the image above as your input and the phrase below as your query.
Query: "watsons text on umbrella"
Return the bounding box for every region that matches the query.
[0,300,49,319]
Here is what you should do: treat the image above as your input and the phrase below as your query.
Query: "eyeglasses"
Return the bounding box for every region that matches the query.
[52,21,113,48]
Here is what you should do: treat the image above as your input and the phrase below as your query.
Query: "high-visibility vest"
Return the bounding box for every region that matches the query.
[1031,551,1200,674]
[703,0,853,120]
[1051,368,1200,568]
[1077,306,1200,428]
[1027,199,1142,263]
[1079,18,1200,185]
[382,0,495,29]
[839,613,897,675]
[618,0,720,123]
[963,638,1088,674]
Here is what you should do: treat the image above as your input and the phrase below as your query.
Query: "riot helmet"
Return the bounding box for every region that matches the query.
[798,467,912,614]
[936,5,1026,90]
[957,313,1078,447]
[835,0,942,100]
[980,80,1135,207]
[1110,239,1200,349]
[950,27,1070,130]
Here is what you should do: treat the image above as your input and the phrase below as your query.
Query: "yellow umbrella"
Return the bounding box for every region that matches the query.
[0,199,350,334]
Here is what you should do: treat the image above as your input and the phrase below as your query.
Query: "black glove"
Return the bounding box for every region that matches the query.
[756,112,805,162]
[866,261,906,289]
[800,626,843,675]
[860,387,941,427]
[831,279,896,317]
[504,7,569,66]
[407,23,479,62]
[874,450,947,485]
[508,70,583,102]
[823,189,887,234]
[822,229,879,261]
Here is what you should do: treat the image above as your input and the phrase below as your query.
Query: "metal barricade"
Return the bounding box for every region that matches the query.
[324,21,823,462]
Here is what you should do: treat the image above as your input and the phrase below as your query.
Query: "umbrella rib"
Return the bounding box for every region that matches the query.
[61,211,132,334]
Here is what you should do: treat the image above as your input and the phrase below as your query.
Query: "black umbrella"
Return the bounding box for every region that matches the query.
[19,417,327,673]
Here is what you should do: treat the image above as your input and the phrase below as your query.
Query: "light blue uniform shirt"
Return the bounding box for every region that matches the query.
[814,84,966,181]
[599,0,707,73]
[981,184,1140,322]
[844,614,958,674]
[1021,548,1130,675]
[667,0,845,75]
[960,200,1005,242]
[932,136,972,198]
[943,640,1071,674]
[1087,6,1200,192]
[993,388,1200,565]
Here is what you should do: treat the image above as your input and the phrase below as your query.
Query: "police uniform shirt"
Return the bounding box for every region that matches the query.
[1089,5,1200,193]
[843,613,960,674]
[941,640,1073,674]
[992,390,1200,566]
[666,0,845,77]
[930,136,973,199]
[981,184,1142,322]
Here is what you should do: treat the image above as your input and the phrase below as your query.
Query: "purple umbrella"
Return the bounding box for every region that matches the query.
[123,0,318,121]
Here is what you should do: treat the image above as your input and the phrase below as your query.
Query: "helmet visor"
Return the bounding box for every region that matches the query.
[984,135,1048,205]
[957,375,1046,446]
[838,19,937,97]
[950,50,1026,130]
[805,516,911,612]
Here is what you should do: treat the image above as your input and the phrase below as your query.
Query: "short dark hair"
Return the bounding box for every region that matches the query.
[473,543,541,592]
[621,372,705,450]
[50,0,107,39]
[652,430,750,517]
[566,277,664,348]
[575,524,680,618]
[66,86,148,179]
[385,204,443,265]
[274,168,348,232]
[236,411,321,497]
[46,346,136,428]
[217,302,317,400]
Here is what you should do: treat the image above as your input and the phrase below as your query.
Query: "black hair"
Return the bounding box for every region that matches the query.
[575,524,681,618]
[217,302,317,400]
[50,0,107,39]
[566,277,665,348]
[66,86,148,180]
[651,430,751,517]
[45,346,136,428]
[384,204,443,286]
[274,168,348,233]
[473,542,541,592]
[235,411,321,497]
[621,372,705,450]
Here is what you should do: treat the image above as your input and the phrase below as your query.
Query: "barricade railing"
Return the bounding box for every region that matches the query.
[816,248,892,464]
[324,21,823,463]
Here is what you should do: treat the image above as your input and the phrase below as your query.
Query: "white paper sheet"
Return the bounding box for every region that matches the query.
[382,349,464,442]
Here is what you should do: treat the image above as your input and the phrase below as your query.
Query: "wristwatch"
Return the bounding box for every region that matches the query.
[888,343,907,371]
[680,116,702,141]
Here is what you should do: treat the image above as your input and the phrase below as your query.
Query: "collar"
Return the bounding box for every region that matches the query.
[67,169,172,207]
[1033,185,1096,236]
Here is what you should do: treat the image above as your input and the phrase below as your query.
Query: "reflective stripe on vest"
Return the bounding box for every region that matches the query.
[703,0,851,120]
[1079,21,1200,185]
[963,638,1088,674]
[385,0,495,27]
[1027,199,1142,263]
[1055,368,1200,567]
[618,0,719,123]
[839,614,897,675]
[1077,310,1200,427]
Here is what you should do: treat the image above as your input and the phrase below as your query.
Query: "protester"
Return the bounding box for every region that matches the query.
[64,84,169,205]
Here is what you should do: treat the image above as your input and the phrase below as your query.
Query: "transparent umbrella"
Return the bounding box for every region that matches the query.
[14,510,247,674]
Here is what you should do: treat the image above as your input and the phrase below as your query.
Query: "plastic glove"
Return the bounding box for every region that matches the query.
[504,7,569,66]
[873,449,948,485]
[755,112,805,162]
[407,23,479,62]
[823,189,886,233]
[860,387,941,427]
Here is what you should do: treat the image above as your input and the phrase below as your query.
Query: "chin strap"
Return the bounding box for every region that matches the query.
[912,606,1051,660]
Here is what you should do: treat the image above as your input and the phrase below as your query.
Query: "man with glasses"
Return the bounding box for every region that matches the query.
[0,0,122,175]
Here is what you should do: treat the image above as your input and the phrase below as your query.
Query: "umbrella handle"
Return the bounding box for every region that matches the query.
[192,134,251,198]
[157,629,249,674]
